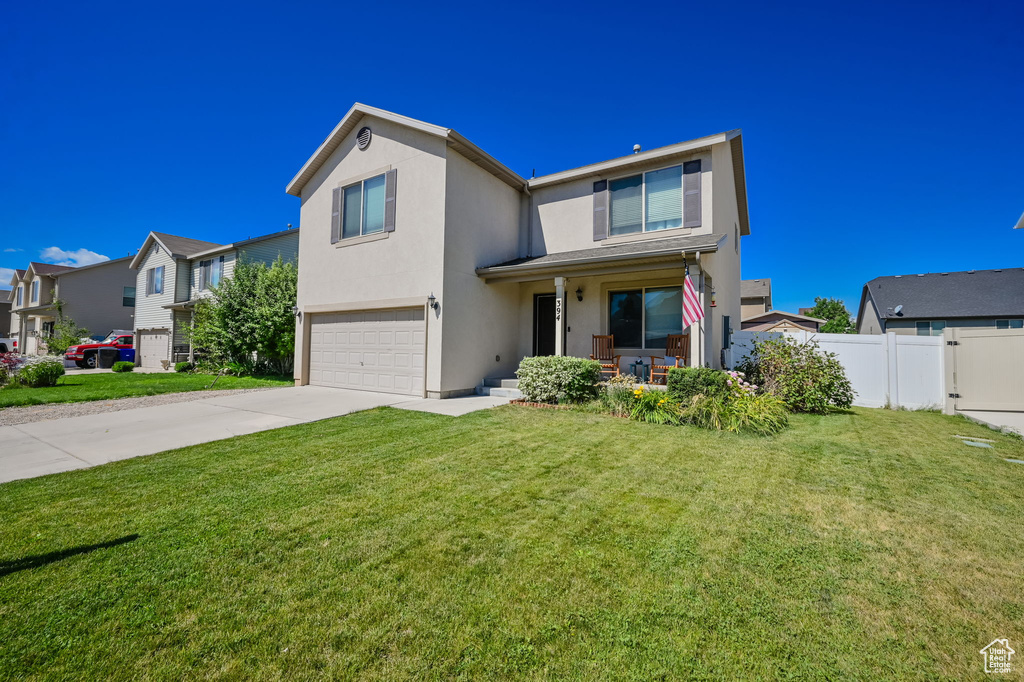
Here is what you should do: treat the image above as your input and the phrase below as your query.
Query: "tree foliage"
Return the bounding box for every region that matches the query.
[807,296,856,333]
[46,294,89,356]
[189,258,297,374]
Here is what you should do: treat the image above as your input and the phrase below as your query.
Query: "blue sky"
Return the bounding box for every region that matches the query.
[2,0,1021,314]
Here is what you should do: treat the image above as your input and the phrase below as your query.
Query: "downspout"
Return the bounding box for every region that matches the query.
[523,182,533,258]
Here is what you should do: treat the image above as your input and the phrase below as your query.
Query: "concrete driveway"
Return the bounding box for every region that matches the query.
[0,387,509,484]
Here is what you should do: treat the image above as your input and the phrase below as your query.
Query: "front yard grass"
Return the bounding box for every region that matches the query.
[0,372,293,408]
[1,406,1022,679]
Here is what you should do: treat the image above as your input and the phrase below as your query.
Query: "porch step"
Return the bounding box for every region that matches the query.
[483,377,519,389]
[475,385,523,399]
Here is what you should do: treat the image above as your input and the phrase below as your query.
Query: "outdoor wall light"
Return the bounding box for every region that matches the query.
[291,305,300,318]
[576,287,583,302]
[428,293,439,310]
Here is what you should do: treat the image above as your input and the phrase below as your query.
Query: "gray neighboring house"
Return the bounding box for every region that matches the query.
[7,258,136,355]
[857,268,1024,335]
[129,228,300,367]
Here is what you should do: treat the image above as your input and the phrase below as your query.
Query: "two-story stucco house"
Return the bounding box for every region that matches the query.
[7,258,136,355]
[129,228,300,367]
[287,104,750,398]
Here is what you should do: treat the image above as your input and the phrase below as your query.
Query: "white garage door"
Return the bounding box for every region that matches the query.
[138,330,169,368]
[309,308,425,396]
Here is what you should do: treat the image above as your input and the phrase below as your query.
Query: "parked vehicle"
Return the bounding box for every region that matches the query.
[65,330,135,369]
[0,338,16,353]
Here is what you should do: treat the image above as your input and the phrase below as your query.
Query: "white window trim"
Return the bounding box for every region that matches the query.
[608,163,684,237]
[607,283,686,350]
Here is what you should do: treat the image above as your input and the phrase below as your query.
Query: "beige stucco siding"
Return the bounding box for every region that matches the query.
[440,149,523,390]
[527,150,714,257]
[54,258,136,336]
[294,115,448,392]
[705,141,742,367]
[134,243,176,331]
[741,299,768,318]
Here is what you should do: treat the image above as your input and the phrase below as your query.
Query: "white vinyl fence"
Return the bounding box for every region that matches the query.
[725,330,945,410]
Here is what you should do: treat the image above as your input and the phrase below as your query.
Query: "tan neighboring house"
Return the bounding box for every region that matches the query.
[857,268,1024,335]
[7,258,136,355]
[286,103,751,398]
[129,228,300,367]
[741,310,825,332]
[741,278,772,317]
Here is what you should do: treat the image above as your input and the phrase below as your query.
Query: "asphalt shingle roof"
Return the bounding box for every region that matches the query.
[865,268,1024,319]
[152,232,224,258]
[741,278,771,298]
[29,262,77,276]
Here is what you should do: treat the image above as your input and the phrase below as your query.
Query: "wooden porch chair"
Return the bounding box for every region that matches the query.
[590,335,622,379]
[650,334,690,385]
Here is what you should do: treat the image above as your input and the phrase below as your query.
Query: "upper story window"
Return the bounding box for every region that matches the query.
[146,266,164,295]
[996,319,1024,329]
[16,285,22,306]
[30,281,39,303]
[123,286,136,307]
[916,320,945,336]
[200,256,224,290]
[342,174,386,239]
[610,166,683,235]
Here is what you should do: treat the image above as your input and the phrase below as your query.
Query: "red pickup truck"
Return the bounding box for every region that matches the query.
[65,330,135,369]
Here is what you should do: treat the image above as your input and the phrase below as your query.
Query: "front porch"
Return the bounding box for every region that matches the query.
[476,234,729,381]
[14,307,56,355]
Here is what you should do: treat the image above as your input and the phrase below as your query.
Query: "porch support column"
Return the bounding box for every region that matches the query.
[554,276,567,356]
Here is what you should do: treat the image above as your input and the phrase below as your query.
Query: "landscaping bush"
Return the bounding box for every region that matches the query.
[737,337,854,413]
[516,356,602,404]
[667,366,729,402]
[680,392,789,435]
[629,386,682,425]
[598,374,641,417]
[112,361,134,373]
[174,361,194,373]
[15,357,66,388]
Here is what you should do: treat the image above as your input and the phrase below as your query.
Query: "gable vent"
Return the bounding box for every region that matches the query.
[357,126,372,150]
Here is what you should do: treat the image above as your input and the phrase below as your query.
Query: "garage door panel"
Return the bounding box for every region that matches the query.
[308,308,425,396]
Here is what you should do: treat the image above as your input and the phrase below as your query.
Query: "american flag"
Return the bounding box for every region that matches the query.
[682,273,704,328]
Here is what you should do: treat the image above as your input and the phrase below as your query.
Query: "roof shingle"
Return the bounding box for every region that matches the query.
[865,268,1024,319]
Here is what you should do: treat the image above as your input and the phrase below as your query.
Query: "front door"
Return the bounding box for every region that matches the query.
[533,294,556,356]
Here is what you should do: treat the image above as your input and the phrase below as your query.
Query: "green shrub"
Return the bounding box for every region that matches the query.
[174,361,194,373]
[112,361,134,373]
[629,387,682,425]
[16,357,65,388]
[516,356,602,404]
[667,366,729,402]
[737,337,854,413]
[681,392,788,435]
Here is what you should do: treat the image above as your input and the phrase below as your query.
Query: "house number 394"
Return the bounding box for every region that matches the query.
[555,298,562,321]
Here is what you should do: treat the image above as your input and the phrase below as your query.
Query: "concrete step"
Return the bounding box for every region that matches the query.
[475,385,523,399]
[483,377,519,388]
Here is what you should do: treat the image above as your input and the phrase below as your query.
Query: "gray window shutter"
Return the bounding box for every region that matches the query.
[146,268,154,296]
[331,186,342,243]
[201,260,210,289]
[593,180,608,241]
[683,160,701,228]
[383,169,397,233]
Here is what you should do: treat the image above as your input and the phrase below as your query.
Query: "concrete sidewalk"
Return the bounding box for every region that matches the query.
[0,387,510,484]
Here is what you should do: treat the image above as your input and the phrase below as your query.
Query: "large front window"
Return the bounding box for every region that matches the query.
[342,174,386,239]
[608,286,684,348]
[609,165,683,236]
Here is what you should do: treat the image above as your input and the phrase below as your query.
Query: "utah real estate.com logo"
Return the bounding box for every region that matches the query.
[980,638,1015,674]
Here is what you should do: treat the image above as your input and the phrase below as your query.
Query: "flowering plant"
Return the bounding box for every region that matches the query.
[725,370,757,399]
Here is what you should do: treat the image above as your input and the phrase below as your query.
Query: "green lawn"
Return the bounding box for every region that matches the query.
[0,372,293,408]
[1,407,1022,680]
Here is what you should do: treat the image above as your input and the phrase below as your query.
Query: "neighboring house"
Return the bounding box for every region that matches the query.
[286,103,751,398]
[857,268,1024,335]
[740,278,772,317]
[129,228,300,367]
[7,258,136,355]
[741,310,824,332]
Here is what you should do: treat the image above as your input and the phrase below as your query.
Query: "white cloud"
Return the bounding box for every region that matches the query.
[3,248,22,253]
[0,266,15,289]
[39,247,110,268]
